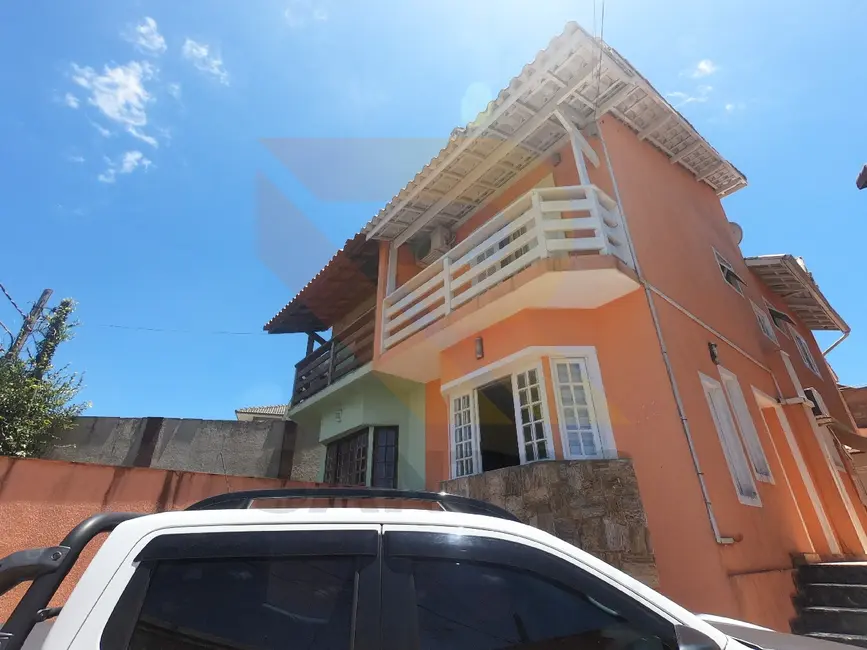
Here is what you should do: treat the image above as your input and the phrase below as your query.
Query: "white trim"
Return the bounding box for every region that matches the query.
[769,396,840,553]
[806,413,867,552]
[752,387,815,552]
[779,351,805,398]
[789,325,822,378]
[713,247,745,296]
[442,346,598,394]
[549,357,613,459]
[699,372,762,507]
[718,366,773,484]
[512,363,556,463]
[750,299,778,344]
[448,391,481,479]
[764,298,790,338]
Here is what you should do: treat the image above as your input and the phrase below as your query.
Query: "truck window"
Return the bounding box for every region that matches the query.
[383,532,677,650]
[108,556,356,650]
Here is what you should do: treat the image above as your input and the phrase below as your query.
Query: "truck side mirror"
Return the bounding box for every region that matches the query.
[675,624,723,650]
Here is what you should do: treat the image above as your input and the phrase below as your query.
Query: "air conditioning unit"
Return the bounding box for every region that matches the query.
[804,387,830,420]
[413,226,452,267]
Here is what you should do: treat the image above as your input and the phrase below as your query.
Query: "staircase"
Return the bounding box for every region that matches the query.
[792,561,867,647]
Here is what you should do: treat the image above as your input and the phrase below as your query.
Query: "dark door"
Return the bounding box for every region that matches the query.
[100,528,381,650]
[381,529,680,650]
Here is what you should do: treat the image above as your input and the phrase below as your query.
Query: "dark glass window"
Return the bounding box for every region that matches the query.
[371,426,399,488]
[324,429,368,486]
[409,558,673,650]
[124,556,356,650]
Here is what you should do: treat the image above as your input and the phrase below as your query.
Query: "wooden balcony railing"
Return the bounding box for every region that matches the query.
[381,185,633,350]
[291,306,375,405]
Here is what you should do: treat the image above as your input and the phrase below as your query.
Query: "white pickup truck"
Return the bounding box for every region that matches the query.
[0,489,852,650]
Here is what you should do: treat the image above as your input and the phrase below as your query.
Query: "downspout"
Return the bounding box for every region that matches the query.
[823,330,849,357]
[596,120,736,545]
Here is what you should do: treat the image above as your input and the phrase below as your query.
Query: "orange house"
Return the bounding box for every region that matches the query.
[265,22,867,630]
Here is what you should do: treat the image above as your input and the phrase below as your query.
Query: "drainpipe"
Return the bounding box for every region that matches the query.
[823,330,850,357]
[596,121,736,545]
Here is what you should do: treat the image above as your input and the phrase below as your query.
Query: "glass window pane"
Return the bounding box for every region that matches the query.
[537,441,548,459]
[409,558,671,650]
[517,373,527,389]
[569,362,583,382]
[531,404,542,421]
[128,556,356,650]
[557,363,569,383]
[528,369,537,384]
[530,385,540,403]
[559,386,574,406]
[523,424,533,443]
[521,407,530,424]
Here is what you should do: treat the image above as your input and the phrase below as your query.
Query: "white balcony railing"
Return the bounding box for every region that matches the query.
[382,185,634,350]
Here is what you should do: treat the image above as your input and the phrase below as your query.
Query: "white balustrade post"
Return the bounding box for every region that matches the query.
[587,187,609,254]
[532,191,548,258]
[442,256,452,314]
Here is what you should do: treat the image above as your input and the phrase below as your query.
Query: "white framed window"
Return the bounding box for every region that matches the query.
[512,366,553,463]
[750,300,778,344]
[714,249,746,296]
[551,358,604,459]
[764,299,791,337]
[790,326,822,376]
[700,372,761,506]
[450,393,479,478]
[718,368,773,483]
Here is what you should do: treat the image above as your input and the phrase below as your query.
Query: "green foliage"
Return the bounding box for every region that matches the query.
[0,298,88,458]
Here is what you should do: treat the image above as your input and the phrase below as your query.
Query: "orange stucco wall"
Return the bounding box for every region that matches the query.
[0,457,314,622]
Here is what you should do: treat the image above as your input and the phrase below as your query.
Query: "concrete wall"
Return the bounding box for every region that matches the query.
[0,456,314,622]
[44,416,295,479]
[443,459,659,588]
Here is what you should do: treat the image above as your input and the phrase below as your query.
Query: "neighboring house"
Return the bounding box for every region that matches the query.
[235,404,289,421]
[263,22,867,628]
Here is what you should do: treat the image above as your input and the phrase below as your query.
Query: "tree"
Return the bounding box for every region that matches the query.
[0,297,87,458]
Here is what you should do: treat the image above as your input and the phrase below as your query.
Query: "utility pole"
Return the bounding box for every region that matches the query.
[5,289,52,361]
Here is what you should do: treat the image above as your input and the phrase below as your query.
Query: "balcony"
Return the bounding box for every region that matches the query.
[378,185,640,381]
[291,306,375,406]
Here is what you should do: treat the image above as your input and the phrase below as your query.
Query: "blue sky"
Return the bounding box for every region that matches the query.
[1,0,866,418]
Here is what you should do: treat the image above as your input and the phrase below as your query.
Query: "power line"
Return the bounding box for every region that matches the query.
[0,282,26,319]
[94,324,266,336]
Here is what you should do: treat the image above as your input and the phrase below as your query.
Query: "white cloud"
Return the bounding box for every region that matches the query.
[127,125,158,148]
[725,102,746,113]
[689,59,718,78]
[71,60,155,127]
[67,154,85,163]
[123,17,167,56]
[98,150,152,184]
[284,0,328,27]
[182,39,229,85]
[90,120,113,137]
[167,82,181,99]
[666,85,713,107]
[63,93,80,109]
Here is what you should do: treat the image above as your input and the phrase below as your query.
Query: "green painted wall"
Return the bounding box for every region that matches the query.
[290,370,426,489]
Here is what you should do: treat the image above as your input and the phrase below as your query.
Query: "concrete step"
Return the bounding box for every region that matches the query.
[793,606,867,637]
[797,584,867,609]
[805,632,867,648]
[798,563,867,587]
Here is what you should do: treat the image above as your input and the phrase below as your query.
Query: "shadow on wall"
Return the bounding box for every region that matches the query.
[44,416,296,479]
[0,456,314,621]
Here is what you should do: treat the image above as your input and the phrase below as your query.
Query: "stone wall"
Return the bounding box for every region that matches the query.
[44,416,296,479]
[442,459,658,587]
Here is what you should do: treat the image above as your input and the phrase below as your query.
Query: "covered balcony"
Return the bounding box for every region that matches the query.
[377,184,640,382]
[264,233,380,409]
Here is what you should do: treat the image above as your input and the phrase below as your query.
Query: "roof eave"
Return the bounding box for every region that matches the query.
[746,254,849,333]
